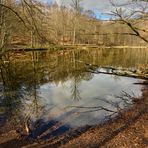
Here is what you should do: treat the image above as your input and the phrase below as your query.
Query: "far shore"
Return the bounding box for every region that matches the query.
[4,45,147,54]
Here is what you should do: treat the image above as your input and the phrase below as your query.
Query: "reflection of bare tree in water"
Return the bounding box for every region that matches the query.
[0,52,44,134]
[0,57,26,131]
[70,72,93,101]
[23,51,45,134]
[71,76,81,101]
[70,50,82,101]
[68,90,138,120]
[70,50,94,101]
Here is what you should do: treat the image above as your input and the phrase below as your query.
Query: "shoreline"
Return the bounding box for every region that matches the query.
[61,85,148,148]
[0,82,147,148]
[30,82,148,148]
[9,45,148,52]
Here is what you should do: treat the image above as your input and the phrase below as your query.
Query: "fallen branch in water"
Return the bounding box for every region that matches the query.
[86,65,148,80]
[75,60,148,80]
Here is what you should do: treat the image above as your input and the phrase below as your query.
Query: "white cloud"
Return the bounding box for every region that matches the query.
[55,0,131,11]
[54,0,148,14]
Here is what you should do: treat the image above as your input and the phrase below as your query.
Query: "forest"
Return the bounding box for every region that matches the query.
[0,0,148,56]
[0,0,148,148]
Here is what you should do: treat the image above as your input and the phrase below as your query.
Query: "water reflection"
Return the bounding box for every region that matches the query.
[0,48,147,139]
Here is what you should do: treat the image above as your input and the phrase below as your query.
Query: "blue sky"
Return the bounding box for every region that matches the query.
[93,10,111,20]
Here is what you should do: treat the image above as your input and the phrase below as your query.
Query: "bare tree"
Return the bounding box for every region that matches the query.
[71,0,82,45]
[0,0,47,58]
[110,0,148,43]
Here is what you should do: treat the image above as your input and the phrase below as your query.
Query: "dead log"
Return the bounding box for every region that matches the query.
[86,66,148,80]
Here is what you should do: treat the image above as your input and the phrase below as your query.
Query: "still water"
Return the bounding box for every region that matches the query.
[0,48,147,139]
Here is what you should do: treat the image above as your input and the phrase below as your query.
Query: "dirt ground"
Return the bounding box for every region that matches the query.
[0,83,148,148]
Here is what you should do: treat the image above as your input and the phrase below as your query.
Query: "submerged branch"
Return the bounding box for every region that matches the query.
[67,106,117,113]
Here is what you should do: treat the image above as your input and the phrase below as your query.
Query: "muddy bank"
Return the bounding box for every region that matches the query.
[0,83,148,148]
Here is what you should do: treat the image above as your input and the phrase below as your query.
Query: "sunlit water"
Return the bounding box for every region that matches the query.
[0,48,147,139]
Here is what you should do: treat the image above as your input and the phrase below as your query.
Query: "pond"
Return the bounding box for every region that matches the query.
[0,48,147,139]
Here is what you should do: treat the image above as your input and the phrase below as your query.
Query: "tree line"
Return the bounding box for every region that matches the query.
[0,0,148,56]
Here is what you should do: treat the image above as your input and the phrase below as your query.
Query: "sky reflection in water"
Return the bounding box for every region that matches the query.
[0,48,147,139]
[22,73,143,128]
